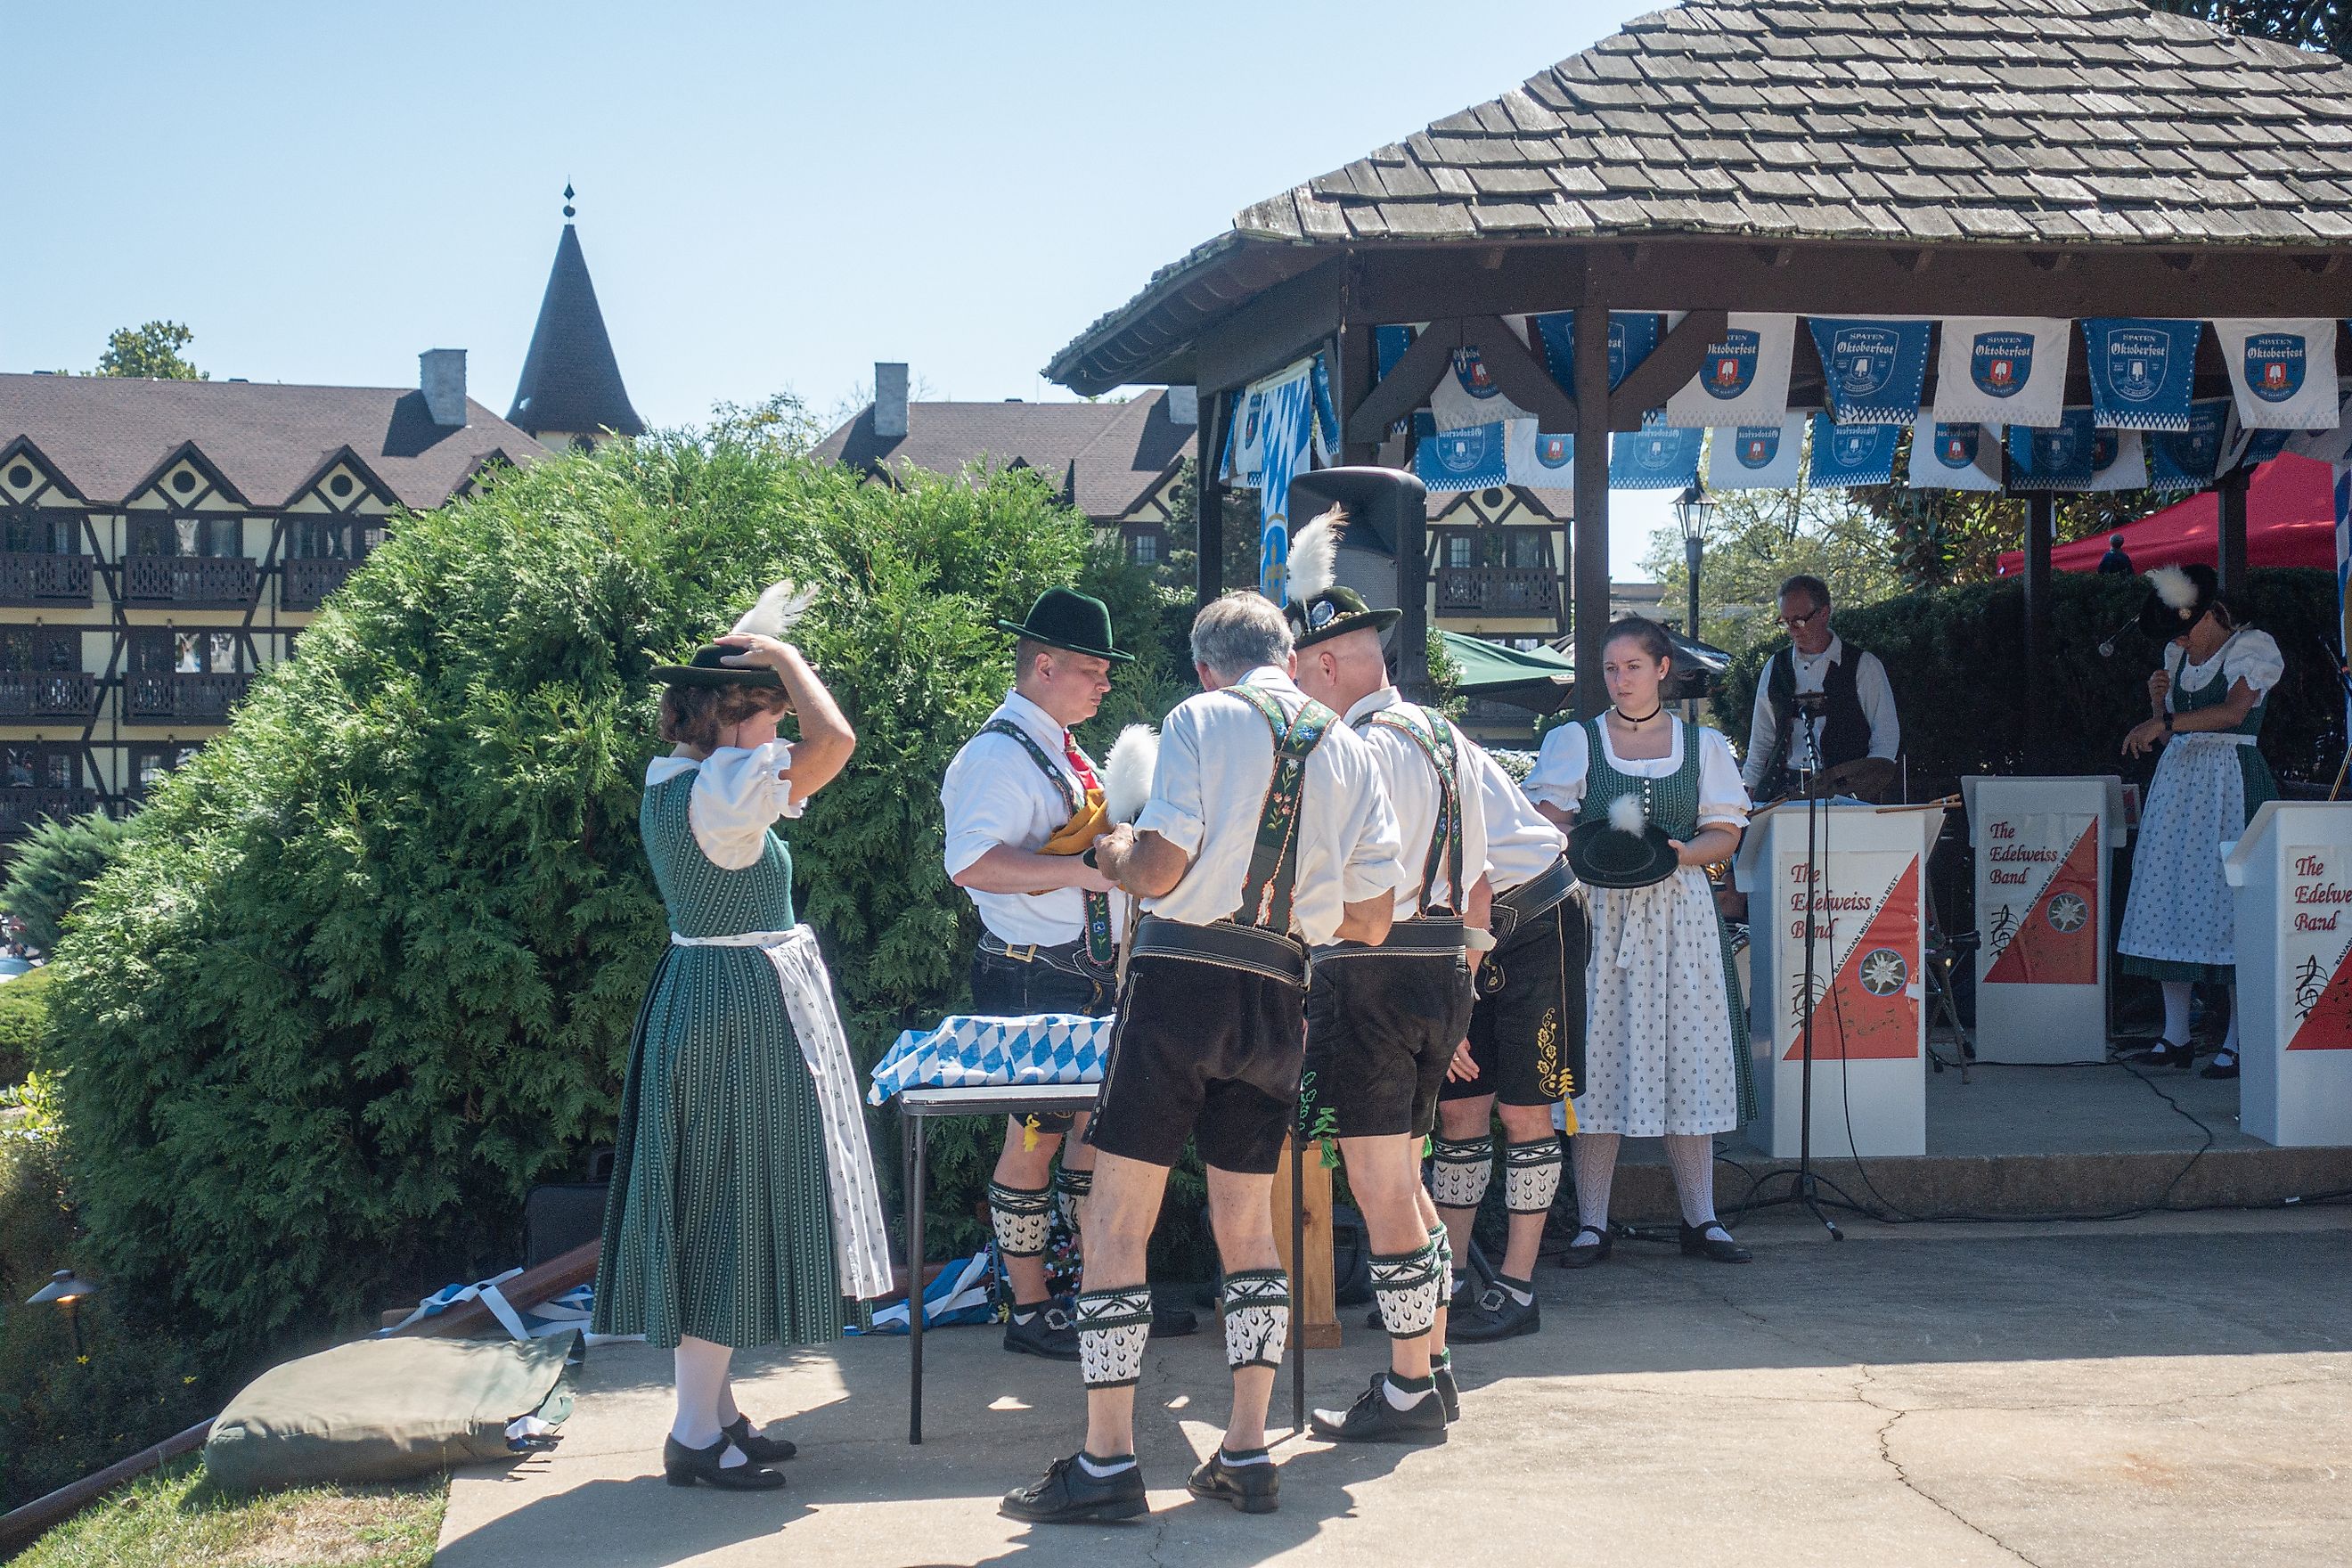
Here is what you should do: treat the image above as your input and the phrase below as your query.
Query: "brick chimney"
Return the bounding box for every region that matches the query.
[1165,386,1199,425]
[420,349,468,428]
[873,362,909,440]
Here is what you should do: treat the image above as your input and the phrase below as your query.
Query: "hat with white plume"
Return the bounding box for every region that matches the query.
[1103,725,1159,824]
[2135,562,2218,641]
[1282,506,1404,649]
[1566,784,1678,890]
[653,579,819,688]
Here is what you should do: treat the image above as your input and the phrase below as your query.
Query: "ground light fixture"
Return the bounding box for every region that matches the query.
[27,1268,96,1359]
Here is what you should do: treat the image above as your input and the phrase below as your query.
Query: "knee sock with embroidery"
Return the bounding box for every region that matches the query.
[1570,1131,1620,1242]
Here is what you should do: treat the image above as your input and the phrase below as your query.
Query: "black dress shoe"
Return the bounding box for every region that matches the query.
[1449,1282,1539,1343]
[2201,1052,2241,1080]
[1311,1376,1448,1445]
[1003,1303,1082,1360]
[2133,1039,2196,1070]
[662,1434,786,1490]
[1679,1221,1752,1263]
[722,1414,796,1464]
[1556,1225,1613,1269]
[1433,1360,1460,1424]
[1188,1451,1279,1514]
[1000,1453,1149,1523]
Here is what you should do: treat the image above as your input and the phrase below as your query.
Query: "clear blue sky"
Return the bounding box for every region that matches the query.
[3,0,1670,577]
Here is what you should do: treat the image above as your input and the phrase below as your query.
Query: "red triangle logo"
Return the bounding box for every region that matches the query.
[1982,821,2100,986]
[2287,936,2352,1050]
[1785,857,1921,1061]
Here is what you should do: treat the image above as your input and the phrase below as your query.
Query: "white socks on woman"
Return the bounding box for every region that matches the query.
[1567,1131,1729,1243]
[673,1335,747,1466]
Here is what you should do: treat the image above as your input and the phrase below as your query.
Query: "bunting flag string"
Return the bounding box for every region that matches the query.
[1506,423,1578,491]
[2005,410,2097,491]
[1532,312,1663,394]
[2146,398,2234,494]
[1412,413,1507,494]
[2213,318,2340,431]
[1808,318,1933,426]
[1662,314,1798,429]
[1807,414,1900,486]
[1907,421,2004,492]
[1429,323,1538,431]
[2083,318,2201,431]
[1704,418,1807,490]
[1931,317,2072,429]
[2084,428,2149,494]
[1607,419,1703,490]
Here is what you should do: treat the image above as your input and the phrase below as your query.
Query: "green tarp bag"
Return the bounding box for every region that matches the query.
[203,1331,575,1491]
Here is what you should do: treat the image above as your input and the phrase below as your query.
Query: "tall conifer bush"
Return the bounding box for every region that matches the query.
[50,433,1177,1355]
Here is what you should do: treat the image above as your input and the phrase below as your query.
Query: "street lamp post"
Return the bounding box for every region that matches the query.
[1672,483,1716,718]
[29,1268,96,1360]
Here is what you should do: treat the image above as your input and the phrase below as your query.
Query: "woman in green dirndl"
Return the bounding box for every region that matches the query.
[594,584,895,1491]
[2117,564,2285,1080]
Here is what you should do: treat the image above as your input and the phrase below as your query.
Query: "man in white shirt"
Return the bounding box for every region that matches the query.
[1002,592,1398,1525]
[1741,574,1900,800]
[1433,740,1583,1345]
[1287,583,1487,1446]
[941,588,1132,1360]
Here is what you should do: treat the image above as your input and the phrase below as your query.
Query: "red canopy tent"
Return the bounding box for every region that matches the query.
[1997,455,2338,576]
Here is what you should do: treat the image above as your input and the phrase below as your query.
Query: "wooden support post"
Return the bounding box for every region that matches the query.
[1270,1138,1340,1349]
[2023,492,2054,756]
[1196,387,1227,612]
[1572,304,1613,718]
[2219,464,2250,599]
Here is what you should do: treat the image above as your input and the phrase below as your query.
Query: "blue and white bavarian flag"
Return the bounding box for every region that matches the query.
[1704,418,1806,490]
[1807,318,1932,426]
[1414,412,1509,493]
[1506,423,1577,491]
[1931,317,2070,429]
[2147,398,2234,494]
[1609,418,1703,490]
[2213,319,2340,431]
[868,1013,1112,1106]
[1907,421,2003,492]
[1534,312,1663,394]
[1806,414,1899,486]
[1221,355,1337,604]
[1663,314,1798,429]
[1375,324,1419,437]
[2005,410,2099,490]
[2084,318,2201,432]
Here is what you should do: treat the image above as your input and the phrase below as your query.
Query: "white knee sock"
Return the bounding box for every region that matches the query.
[1571,1133,1620,1240]
[2218,984,2241,1065]
[2162,981,2193,1048]
[1664,1134,1723,1233]
[672,1335,743,1465]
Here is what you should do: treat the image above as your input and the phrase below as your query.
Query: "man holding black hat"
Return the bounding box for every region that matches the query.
[942,586,1132,1360]
[1001,588,1400,1523]
[1283,510,1489,1444]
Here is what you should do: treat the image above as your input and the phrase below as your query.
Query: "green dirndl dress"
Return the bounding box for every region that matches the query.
[593,753,868,1350]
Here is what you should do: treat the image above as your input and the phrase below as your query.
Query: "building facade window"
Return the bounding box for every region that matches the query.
[131,744,204,796]
[287,519,384,559]
[129,515,241,558]
[131,629,238,674]
[1446,535,1474,569]
[0,508,78,555]
[0,627,78,673]
[0,745,76,791]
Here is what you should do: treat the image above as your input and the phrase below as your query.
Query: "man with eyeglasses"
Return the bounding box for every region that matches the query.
[1742,574,1899,800]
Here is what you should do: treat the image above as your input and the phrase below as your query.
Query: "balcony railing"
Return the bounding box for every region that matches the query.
[125,671,253,724]
[0,788,101,837]
[121,555,260,608]
[0,672,96,720]
[0,551,94,608]
[1434,567,1561,619]
[282,557,363,611]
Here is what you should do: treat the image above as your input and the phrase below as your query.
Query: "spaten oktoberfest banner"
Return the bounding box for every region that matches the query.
[2084,318,2201,432]
[1430,336,1537,431]
[2084,428,2149,494]
[2005,411,2098,491]
[1533,312,1662,394]
[1907,421,2003,492]
[1807,317,1932,426]
[1705,419,1806,490]
[2214,318,2340,431]
[1931,317,2071,429]
[2147,398,2234,494]
[1412,413,1508,493]
[1807,414,1899,486]
[1608,420,1703,490]
[1507,423,1578,491]
[1662,314,1798,429]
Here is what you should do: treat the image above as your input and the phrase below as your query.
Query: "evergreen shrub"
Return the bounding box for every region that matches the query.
[50,434,1187,1359]
[0,811,135,955]
[0,967,58,1086]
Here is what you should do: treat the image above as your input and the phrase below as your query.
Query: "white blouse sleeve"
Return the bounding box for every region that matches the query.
[1521,723,1589,814]
[2225,630,2286,698]
[689,739,801,870]
[1695,729,1752,831]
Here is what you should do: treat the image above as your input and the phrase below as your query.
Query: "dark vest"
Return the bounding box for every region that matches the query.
[1764,642,1872,793]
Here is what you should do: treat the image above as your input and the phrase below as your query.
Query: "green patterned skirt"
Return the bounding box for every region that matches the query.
[592,945,845,1349]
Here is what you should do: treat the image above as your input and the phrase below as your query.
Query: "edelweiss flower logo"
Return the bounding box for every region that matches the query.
[1858,947,1907,997]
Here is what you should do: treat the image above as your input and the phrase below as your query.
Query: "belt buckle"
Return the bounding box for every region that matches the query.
[1006,943,1040,964]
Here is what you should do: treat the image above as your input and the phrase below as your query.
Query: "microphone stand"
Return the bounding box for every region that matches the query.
[1793,709,1842,1241]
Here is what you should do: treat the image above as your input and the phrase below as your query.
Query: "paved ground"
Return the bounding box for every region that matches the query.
[437,1207,2352,1568]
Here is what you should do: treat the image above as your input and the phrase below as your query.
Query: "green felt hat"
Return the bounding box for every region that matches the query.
[1565,808,1680,891]
[1286,585,1403,650]
[995,587,1132,663]
[649,645,784,689]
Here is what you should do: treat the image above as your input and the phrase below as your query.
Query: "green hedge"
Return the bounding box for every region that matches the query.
[0,967,58,1087]
[1714,568,2347,796]
[48,435,1190,1360]
[0,812,135,957]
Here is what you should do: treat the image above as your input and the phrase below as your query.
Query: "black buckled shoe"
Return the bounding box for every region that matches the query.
[1000,1453,1149,1523]
[1556,1225,1613,1269]
[1188,1451,1279,1515]
[2131,1038,2196,1070]
[1003,1303,1082,1360]
[1679,1221,1752,1263]
[721,1414,796,1464]
[1433,1360,1461,1424]
[662,1434,786,1490]
[1448,1282,1539,1343]
[2201,1051,2241,1080]
[1311,1375,1448,1445]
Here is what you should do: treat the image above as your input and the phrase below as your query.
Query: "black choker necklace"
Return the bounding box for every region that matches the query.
[1614,704,1665,724]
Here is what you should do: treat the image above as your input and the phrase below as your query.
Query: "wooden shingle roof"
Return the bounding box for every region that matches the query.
[1049,0,2352,391]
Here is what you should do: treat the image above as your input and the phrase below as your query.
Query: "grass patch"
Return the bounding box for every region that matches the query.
[15,1456,448,1568]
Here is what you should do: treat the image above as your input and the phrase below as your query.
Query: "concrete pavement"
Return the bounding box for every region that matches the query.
[436,1208,2352,1568]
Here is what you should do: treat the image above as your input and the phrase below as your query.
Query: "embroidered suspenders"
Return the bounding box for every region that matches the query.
[1228,684,1336,934]
[981,719,1117,963]
[1363,704,1466,917]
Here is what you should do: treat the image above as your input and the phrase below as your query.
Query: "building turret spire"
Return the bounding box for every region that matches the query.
[508,189,643,447]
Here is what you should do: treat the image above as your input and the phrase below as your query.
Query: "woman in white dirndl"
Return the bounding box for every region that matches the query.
[1523,617,1755,1265]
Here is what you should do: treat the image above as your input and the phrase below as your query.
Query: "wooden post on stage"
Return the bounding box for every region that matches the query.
[1572,302,1613,719]
[2218,463,2250,600]
[1270,1138,1339,1350]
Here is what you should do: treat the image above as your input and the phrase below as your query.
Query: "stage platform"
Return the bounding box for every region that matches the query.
[1608,1053,2352,1225]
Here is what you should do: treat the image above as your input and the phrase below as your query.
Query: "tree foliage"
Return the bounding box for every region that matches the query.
[2,811,135,955]
[2151,0,2352,59]
[93,321,206,381]
[1642,469,1905,656]
[49,434,1181,1358]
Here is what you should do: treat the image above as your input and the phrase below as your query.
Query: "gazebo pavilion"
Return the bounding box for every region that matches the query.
[1045,0,2352,715]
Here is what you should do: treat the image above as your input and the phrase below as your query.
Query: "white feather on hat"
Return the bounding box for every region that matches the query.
[1608,794,1648,837]
[1287,508,1344,604]
[1103,725,1159,824]
[2147,564,2199,617]
[731,579,818,641]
